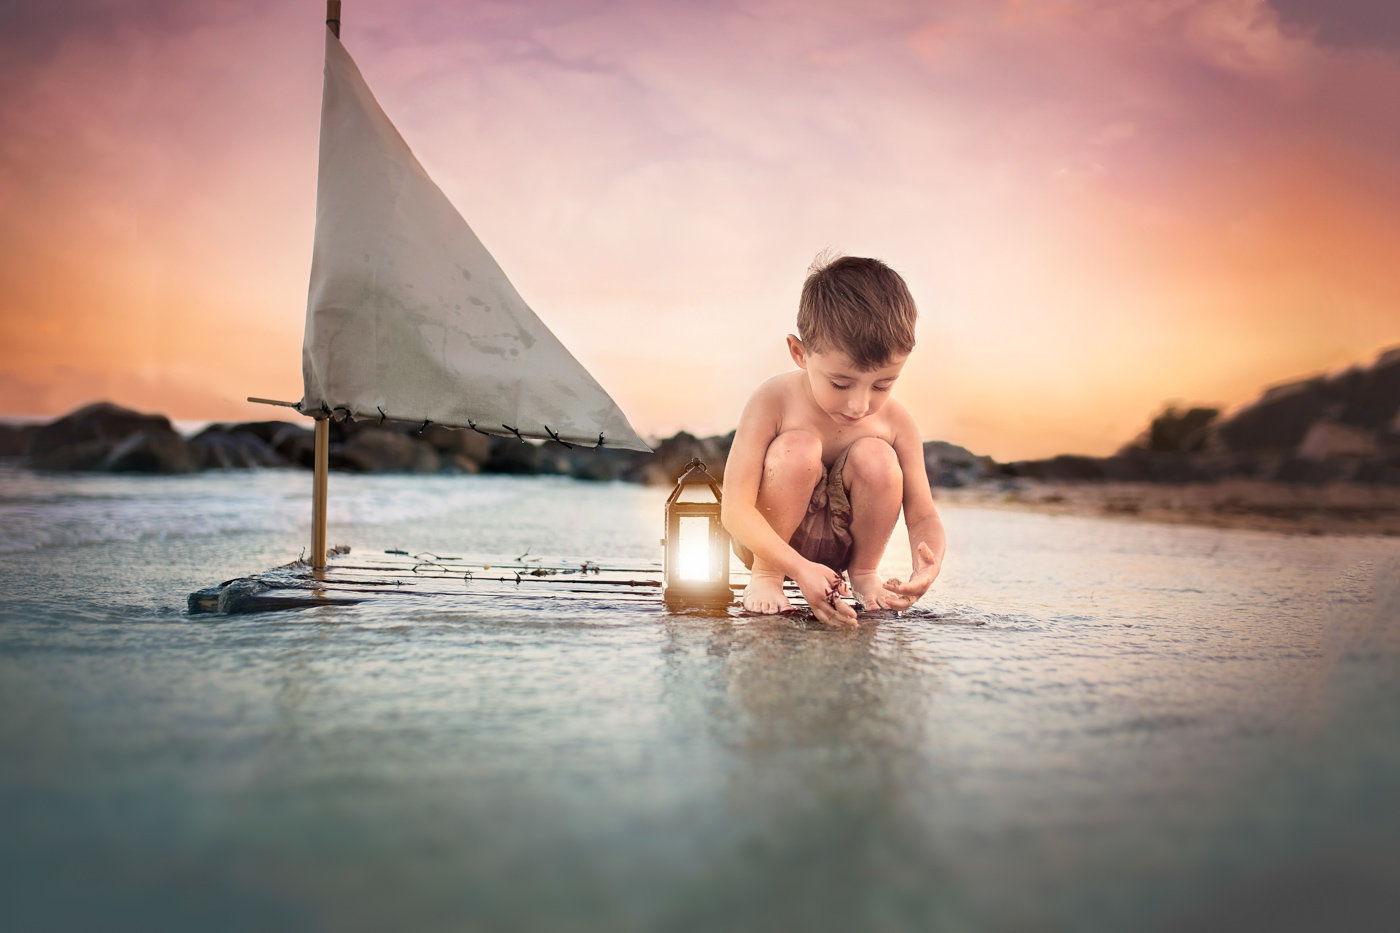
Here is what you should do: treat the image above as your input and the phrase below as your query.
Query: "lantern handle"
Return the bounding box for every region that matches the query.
[666,457,724,505]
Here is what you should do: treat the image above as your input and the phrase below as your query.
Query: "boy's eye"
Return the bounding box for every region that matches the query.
[830,382,851,391]
[873,384,892,392]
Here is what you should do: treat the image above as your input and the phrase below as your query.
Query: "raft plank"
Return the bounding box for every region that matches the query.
[189,547,753,615]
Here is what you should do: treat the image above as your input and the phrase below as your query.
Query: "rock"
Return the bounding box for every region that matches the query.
[534,441,576,476]
[1296,422,1378,461]
[28,402,193,473]
[1004,455,1106,482]
[628,431,732,485]
[1127,406,1219,453]
[29,439,114,471]
[444,452,483,474]
[30,402,170,453]
[1334,348,1400,430]
[270,423,316,468]
[483,436,543,474]
[1352,460,1400,486]
[202,419,316,468]
[333,427,441,473]
[1211,378,1329,454]
[188,425,288,469]
[217,420,303,447]
[418,424,491,466]
[0,423,38,458]
[100,430,196,473]
[568,448,628,482]
[1272,456,1347,485]
[923,440,995,487]
[1098,451,1154,482]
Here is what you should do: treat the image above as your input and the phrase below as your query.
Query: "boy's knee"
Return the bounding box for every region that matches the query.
[845,437,900,487]
[763,430,823,483]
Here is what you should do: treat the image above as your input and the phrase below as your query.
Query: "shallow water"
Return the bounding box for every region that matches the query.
[1,465,1398,932]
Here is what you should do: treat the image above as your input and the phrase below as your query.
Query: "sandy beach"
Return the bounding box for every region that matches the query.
[938,478,1400,537]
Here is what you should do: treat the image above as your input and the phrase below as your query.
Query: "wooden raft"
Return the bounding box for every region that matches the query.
[188,547,752,615]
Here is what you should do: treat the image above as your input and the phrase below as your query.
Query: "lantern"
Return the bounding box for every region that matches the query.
[662,458,733,610]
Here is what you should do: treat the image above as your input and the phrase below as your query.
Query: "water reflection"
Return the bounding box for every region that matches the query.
[657,612,969,928]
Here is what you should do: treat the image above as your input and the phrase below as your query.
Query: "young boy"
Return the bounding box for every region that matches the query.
[721,255,946,627]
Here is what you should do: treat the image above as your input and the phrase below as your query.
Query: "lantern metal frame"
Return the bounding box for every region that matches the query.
[662,458,733,610]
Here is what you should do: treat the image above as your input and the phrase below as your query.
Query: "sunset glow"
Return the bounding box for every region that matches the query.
[2,0,1397,460]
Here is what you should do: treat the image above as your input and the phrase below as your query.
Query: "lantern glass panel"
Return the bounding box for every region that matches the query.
[677,516,712,581]
[675,484,717,504]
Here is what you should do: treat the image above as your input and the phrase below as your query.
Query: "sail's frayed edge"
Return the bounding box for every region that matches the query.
[308,402,636,450]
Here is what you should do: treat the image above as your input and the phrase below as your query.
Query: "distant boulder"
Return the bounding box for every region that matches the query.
[188,425,288,470]
[483,436,544,474]
[1334,348,1400,430]
[332,426,441,473]
[269,423,316,468]
[28,402,194,473]
[1125,406,1219,454]
[1208,347,1400,458]
[1004,454,1106,482]
[0,423,38,459]
[210,420,317,467]
[1296,421,1378,462]
[1210,378,1329,454]
[418,423,491,467]
[629,431,732,485]
[923,440,995,487]
[326,417,492,473]
[567,447,634,482]
[1272,456,1348,485]
[101,430,196,473]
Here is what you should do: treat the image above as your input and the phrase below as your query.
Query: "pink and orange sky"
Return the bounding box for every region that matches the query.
[2,0,1397,460]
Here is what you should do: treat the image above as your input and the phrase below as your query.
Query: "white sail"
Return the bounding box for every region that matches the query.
[300,29,649,452]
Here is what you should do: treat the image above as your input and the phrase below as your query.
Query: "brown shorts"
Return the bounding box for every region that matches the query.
[734,444,855,574]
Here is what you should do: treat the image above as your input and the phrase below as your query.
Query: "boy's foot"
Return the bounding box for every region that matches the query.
[850,571,899,611]
[742,572,794,615]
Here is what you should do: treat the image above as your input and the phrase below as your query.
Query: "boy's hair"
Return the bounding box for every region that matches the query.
[797,254,917,370]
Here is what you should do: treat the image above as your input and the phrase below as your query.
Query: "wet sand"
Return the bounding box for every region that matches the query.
[937,479,1400,536]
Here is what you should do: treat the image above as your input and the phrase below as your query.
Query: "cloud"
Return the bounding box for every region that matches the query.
[1271,0,1400,52]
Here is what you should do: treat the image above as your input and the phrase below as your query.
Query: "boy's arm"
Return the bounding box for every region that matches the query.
[881,407,947,609]
[721,386,855,625]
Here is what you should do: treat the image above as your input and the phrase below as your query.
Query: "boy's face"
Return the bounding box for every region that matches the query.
[787,335,909,427]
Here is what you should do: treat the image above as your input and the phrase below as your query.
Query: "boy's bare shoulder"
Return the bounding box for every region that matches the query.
[735,372,803,439]
[741,372,803,413]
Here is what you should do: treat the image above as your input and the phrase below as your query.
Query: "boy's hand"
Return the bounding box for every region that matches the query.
[794,561,858,628]
[878,542,942,611]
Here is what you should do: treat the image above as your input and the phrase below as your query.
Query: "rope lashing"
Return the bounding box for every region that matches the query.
[503,424,525,443]
[417,419,430,435]
[467,420,492,436]
[544,426,574,449]
[377,406,387,425]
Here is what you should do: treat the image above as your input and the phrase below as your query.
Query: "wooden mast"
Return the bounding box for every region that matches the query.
[311,0,341,571]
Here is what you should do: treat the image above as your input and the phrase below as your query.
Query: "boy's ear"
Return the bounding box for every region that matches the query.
[786,334,808,370]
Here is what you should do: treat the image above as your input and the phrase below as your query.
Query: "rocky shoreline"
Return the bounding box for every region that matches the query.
[0,401,740,485]
[3,347,1397,534]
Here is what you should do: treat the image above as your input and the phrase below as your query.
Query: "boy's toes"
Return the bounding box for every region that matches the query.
[741,595,789,615]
